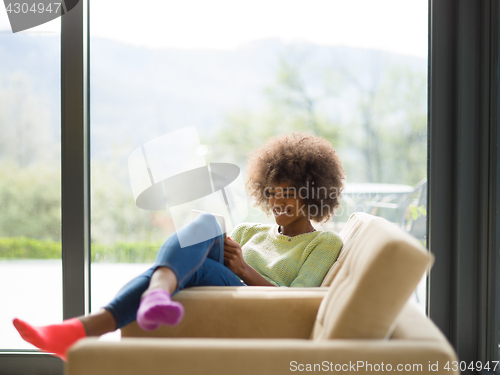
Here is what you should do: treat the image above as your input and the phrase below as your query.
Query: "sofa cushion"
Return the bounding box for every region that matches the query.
[122,287,328,339]
[312,213,433,340]
[321,213,374,286]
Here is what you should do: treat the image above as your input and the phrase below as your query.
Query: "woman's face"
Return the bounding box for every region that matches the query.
[267,181,308,227]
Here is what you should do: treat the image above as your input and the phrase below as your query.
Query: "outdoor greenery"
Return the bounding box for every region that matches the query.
[0,237,60,259]
[0,160,60,240]
[0,237,160,263]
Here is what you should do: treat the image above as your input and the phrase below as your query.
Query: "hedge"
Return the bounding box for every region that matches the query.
[91,241,161,263]
[0,237,161,263]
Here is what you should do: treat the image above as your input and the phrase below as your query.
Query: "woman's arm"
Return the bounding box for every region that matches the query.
[223,237,276,287]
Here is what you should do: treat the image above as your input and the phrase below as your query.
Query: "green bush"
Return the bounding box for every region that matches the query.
[91,242,161,263]
[0,237,161,263]
[0,236,61,259]
[0,161,61,240]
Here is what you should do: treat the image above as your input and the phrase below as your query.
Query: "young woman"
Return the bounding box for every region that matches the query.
[13,132,346,361]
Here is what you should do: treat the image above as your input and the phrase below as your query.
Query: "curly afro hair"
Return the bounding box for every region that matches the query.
[245,132,346,223]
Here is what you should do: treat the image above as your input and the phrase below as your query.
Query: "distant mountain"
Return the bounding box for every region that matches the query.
[0,35,426,161]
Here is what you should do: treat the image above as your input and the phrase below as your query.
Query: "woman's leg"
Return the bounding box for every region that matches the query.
[13,306,117,362]
[100,266,152,329]
[182,258,245,288]
[12,317,87,361]
[12,213,233,359]
[134,213,234,329]
[105,213,228,330]
[79,309,117,335]
[12,271,149,362]
[148,212,227,292]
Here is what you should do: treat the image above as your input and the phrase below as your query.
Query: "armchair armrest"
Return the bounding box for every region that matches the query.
[67,337,458,375]
[121,286,329,339]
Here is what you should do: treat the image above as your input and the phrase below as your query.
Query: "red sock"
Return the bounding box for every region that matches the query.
[13,317,86,361]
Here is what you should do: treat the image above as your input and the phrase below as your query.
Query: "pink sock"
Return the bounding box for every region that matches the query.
[13,317,86,361]
[136,289,184,331]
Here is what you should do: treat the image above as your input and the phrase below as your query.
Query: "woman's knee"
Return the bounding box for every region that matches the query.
[188,213,223,238]
[193,213,218,227]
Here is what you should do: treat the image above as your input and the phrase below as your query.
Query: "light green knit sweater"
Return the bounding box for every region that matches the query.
[230,223,343,288]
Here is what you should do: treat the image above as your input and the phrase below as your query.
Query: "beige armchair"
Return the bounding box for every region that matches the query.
[66,213,458,375]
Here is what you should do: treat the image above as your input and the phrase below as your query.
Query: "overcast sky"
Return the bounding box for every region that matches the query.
[1,0,428,58]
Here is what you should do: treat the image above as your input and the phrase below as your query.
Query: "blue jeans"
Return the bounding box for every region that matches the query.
[105,213,245,328]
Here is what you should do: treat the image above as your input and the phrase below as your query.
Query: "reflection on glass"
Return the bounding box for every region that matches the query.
[90,0,428,326]
[0,18,61,349]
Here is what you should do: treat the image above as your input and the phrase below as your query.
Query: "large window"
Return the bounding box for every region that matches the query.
[89,0,429,329]
[0,13,61,350]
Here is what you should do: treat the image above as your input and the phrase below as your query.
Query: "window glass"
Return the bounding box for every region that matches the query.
[90,0,428,331]
[0,14,61,349]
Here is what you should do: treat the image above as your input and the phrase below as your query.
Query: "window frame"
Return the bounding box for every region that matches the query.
[427,0,500,370]
[0,0,90,373]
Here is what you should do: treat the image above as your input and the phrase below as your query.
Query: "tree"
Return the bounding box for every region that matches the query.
[0,73,55,167]
[206,48,343,167]
[341,54,427,184]
[0,73,61,240]
[0,161,61,239]
[90,153,175,245]
[207,48,427,188]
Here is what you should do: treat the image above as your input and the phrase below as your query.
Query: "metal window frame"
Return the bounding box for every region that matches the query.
[428,0,499,371]
[491,0,500,369]
[0,0,89,373]
[61,0,90,322]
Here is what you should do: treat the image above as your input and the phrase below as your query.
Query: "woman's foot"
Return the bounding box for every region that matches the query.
[12,317,86,361]
[136,289,184,331]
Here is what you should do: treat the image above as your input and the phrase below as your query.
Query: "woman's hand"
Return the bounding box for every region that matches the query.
[223,236,276,287]
[223,236,248,278]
